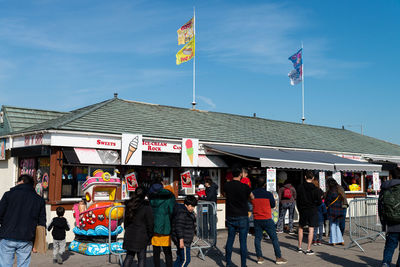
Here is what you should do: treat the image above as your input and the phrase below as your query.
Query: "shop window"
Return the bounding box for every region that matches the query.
[177,168,221,197]
[365,171,389,195]
[342,172,363,192]
[130,167,173,192]
[19,157,50,200]
[61,166,88,198]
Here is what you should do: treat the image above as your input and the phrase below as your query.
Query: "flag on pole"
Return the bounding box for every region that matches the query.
[288,48,303,85]
[177,18,194,45]
[176,36,195,65]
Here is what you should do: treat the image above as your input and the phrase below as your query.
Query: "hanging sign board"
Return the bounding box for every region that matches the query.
[319,172,326,192]
[181,138,199,167]
[180,171,193,188]
[125,172,138,192]
[373,172,380,192]
[122,134,142,165]
[266,168,276,192]
[333,171,342,185]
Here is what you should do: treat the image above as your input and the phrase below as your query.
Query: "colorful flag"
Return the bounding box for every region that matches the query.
[176,36,195,65]
[177,18,194,45]
[288,48,302,70]
[288,69,302,85]
[288,48,303,85]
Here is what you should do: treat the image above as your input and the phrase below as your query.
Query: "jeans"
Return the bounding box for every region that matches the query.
[277,202,295,232]
[313,222,324,241]
[254,219,281,258]
[53,239,66,259]
[153,246,172,267]
[382,232,400,266]
[329,219,344,244]
[225,216,249,267]
[123,249,147,267]
[0,238,33,267]
[174,246,191,267]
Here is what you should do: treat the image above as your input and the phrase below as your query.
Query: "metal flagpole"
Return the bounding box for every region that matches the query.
[192,7,196,109]
[301,42,305,124]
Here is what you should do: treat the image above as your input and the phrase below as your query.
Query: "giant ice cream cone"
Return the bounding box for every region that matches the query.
[188,154,193,164]
[125,136,139,164]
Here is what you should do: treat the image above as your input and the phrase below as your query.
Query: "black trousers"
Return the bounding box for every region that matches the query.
[153,245,172,267]
[123,249,146,267]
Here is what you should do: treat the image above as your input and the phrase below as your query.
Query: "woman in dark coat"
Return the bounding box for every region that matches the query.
[123,187,154,267]
[324,178,346,245]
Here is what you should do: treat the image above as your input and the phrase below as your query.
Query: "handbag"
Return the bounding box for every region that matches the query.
[33,225,47,254]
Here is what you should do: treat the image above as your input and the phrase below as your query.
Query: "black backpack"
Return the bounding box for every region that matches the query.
[381,184,400,224]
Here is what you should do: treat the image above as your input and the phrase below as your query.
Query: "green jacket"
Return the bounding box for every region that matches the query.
[149,188,176,235]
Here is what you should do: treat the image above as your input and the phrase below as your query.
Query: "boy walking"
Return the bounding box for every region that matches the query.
[171,195,197,267]
[48,207,70,264]
[252,176,288,265]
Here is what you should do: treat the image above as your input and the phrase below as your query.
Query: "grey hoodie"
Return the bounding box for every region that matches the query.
[379,179,400,233]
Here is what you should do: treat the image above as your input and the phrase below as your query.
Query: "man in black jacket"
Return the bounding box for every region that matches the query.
[171,195,197,267]
[205,178,218,203]
[0,174,46,266]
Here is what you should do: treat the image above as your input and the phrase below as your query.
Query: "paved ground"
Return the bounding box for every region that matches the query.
[29,229,390,267]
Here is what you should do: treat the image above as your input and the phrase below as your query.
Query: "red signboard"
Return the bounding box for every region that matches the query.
[125,172,138,191]
[180,171,192,188]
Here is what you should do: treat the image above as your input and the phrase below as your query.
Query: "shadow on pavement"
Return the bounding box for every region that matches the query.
[317,251,381,267]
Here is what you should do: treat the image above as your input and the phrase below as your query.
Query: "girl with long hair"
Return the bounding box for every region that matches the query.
[324,178,346,245]
[123,186,154,267]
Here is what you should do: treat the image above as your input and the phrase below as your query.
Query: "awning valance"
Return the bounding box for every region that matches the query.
[205,144,381,172]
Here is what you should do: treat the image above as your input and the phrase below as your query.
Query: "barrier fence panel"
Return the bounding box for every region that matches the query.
[192,201,222,260]
[108,205,126,266]
[346,197,385,252]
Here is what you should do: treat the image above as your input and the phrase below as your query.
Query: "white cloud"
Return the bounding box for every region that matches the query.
[197,95,216,109]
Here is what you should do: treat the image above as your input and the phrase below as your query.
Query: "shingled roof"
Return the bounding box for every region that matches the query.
[7,97,400,157]
[0,106,67,135]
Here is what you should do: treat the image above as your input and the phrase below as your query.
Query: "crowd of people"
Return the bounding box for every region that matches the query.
[1,167,400,267]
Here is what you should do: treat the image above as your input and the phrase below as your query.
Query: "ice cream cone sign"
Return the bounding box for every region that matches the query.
[181,138,198,167]
[122,134,142,165]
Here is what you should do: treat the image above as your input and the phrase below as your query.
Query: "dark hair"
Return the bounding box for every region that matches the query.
[257,176,266,188]
[56,206,65,217]
[124,186,146,223]
[326,178,338,192]
[184,195,198,207]
[17,174,34,186]
[205,178,213,185]
[232,168,242,178]
[305,171,314,180]
[390,167,400,180]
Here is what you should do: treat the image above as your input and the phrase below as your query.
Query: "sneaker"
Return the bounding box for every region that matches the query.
[288,231,295,235]
[297,247,303,253]
[276,230,284,234]
[304,250,314,255]
[57,253,63,264]
[317,241,322,246]
[257,257,265,264]
[312,241,318,246]
[276,257,288,265]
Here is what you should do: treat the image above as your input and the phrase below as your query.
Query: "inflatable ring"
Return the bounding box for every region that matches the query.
[102,172,111,181]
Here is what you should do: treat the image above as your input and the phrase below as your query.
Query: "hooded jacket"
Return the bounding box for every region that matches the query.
[171,204,196,247]
[48,217,70,240]
[149,183,176,235]
[205,182,218,203]
[296,181,322,212]
[379,179,400,233]
[0,183,46,242]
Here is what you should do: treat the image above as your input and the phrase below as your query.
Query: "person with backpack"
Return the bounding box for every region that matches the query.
[277,179,296,234]
[379,167,400,267]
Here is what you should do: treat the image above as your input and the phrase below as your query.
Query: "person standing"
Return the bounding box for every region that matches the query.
[224,168,252,267]
[325,178,346,246]
[171,195,197,267]
[296,171,322,255]
[379,167,400,267]
[123,187,154,267]
[277,179,297,234]
[0,174,46,267]
[204,178,218,203]
[252,176,288,265]
[204,178,218,240]
[149,179,176,267]
[47,206,70,264]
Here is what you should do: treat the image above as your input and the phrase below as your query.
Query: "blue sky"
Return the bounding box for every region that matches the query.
[1,0,399,146]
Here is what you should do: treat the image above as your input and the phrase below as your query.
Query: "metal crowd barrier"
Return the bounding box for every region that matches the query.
[108,205,126,266]
[192,201,222,260]
[346,197,385,252]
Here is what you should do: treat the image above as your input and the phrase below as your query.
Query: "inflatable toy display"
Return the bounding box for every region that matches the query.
[69,169,125,256]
